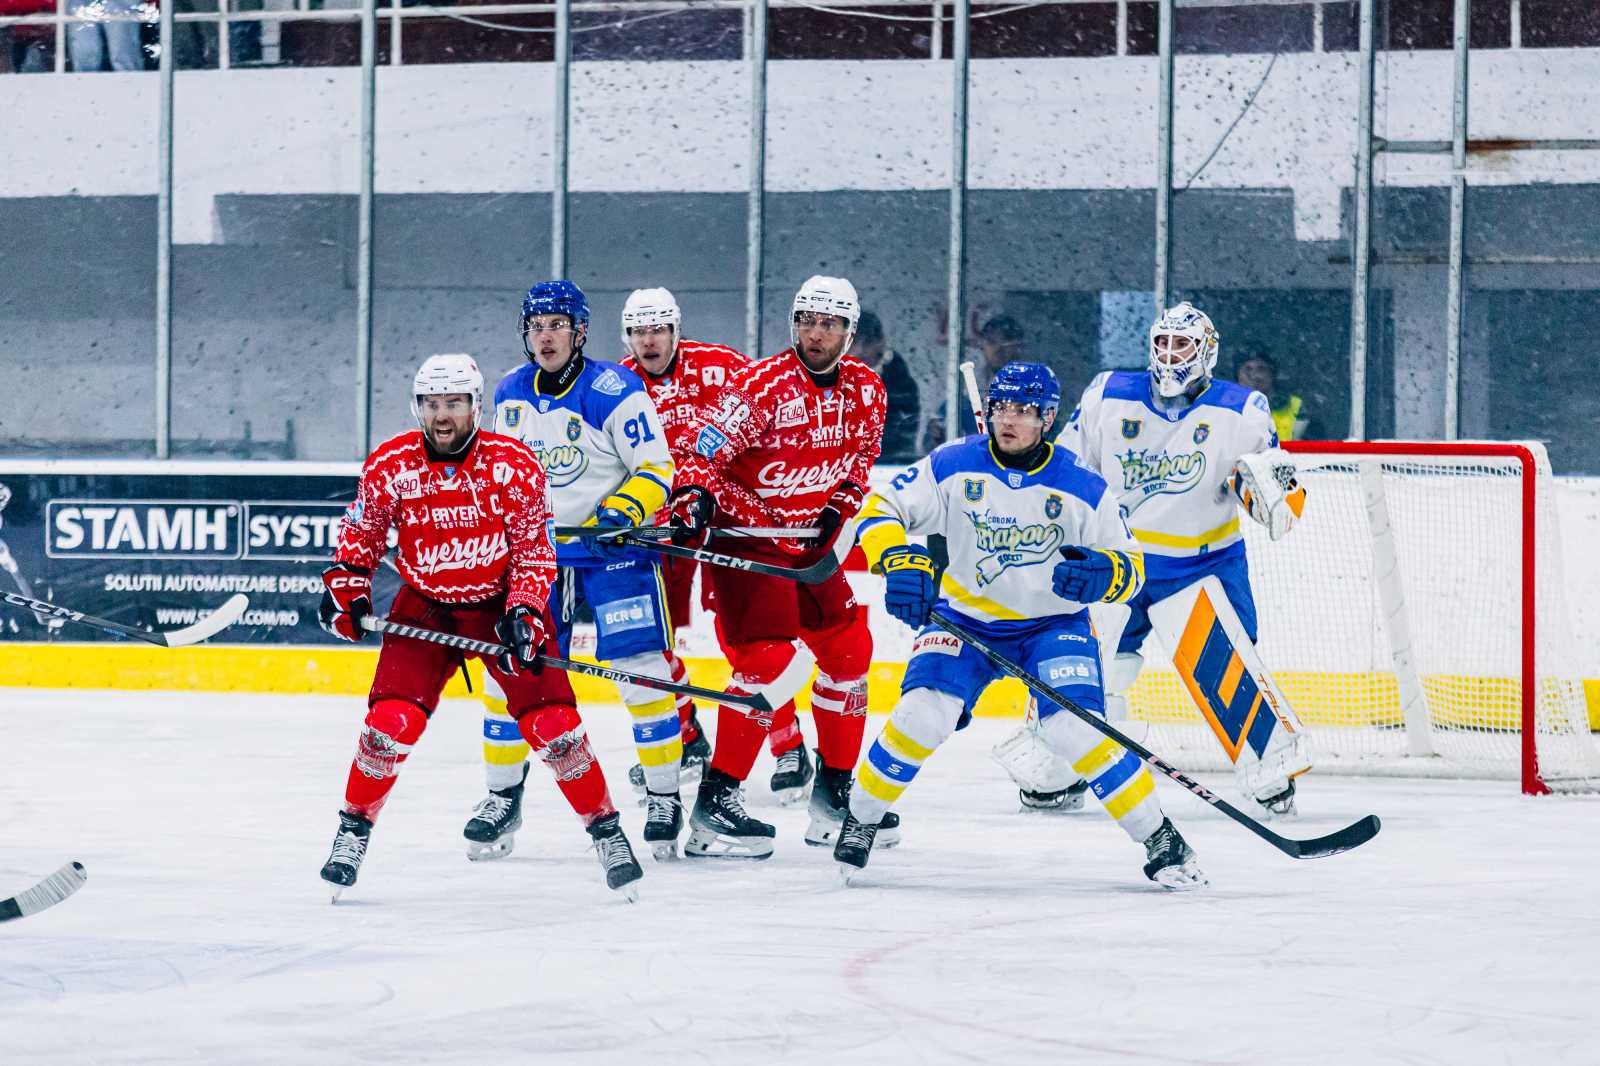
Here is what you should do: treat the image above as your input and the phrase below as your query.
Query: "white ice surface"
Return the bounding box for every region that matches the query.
[1,689,1596,1066]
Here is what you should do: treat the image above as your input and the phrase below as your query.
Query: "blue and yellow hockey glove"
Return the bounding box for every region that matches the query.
[880,544,937,629]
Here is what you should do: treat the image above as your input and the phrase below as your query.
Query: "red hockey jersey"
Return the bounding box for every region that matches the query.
[675,348,886,528]
[335,429,556,610]
[620,339,749,463]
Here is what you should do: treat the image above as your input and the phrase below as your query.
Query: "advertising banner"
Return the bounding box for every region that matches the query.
[0,463,392,645]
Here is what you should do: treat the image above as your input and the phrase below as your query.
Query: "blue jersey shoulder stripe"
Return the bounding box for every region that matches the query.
[928,437,1106,508]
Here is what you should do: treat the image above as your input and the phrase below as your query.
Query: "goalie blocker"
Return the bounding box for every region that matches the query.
[996,574,1311,810]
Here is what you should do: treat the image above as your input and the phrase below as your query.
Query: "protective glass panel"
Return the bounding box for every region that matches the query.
[168,20,360,458]
[1,62,156,455]
[1169,0,1353,442]
[765,7,947,465]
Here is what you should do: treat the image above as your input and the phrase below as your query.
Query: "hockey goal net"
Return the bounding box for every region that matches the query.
[1123,440,1600,794]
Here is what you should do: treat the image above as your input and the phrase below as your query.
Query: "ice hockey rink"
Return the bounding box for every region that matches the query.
[2,688,1595,1066]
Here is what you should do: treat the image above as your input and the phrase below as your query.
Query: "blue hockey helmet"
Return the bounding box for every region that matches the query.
[521,280,589,359]
[986,361,1060,424]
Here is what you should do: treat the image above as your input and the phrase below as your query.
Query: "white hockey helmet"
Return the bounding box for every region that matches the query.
[1148,301,1220,399]
[790,275,860,363]
[621,287,682,354]
[411,353,484,424]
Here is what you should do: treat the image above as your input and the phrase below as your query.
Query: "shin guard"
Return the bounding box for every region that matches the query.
[342,699,428,822]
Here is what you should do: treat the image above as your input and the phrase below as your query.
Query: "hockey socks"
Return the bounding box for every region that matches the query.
[669,655,700,744]
[812,671,868,771]
[851,687,960,825]
[519,705,616,826]
[708,702,768,781]
[342,699,428,821]
[1038,714,1163,843]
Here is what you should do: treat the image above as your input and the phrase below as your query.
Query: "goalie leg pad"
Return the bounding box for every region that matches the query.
[852,686,962,826]
[1148,575,1311,799]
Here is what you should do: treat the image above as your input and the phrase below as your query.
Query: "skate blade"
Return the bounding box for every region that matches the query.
[873,828,901,850]
[327,885,347,904]
[803,816,843,847]
[1152,862,1208,892]
[682,829,774,861]
[836,863,863,887]
[649,841,680,863]
[616,884,640,903]
[466,836,515,862]
[771,785,810,807]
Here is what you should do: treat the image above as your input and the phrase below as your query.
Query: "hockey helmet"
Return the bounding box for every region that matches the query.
[411,353,484,424]
[621,287,682,354]
[986,361,1060,424]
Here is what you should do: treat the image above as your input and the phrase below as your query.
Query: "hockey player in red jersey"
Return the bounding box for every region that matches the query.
[316,353,642,900]
[666,276,895,858]
[617,287,817,804]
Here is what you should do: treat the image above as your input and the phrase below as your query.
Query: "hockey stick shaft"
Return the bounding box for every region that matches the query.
[959,360,986,433]
[616,533,845,585]
[0,590,249,648]
[359,615,771,713]
[0,862,88,923]
[554,525,821,540]
[929,609,1380,860]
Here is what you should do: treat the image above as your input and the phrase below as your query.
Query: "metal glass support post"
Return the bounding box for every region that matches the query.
[1154,0,1174,312]
[552,0,571,279]
[1349,0,1376,441]
[944,0,970,444]
[356,0,377,457]
[155,0,175,459]
[1445,0,1470,441]
[745,0,767,360]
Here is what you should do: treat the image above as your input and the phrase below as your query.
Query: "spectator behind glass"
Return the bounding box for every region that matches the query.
[923,313,1025,448]
[1235,348,1312,442]
[1,0,56,72]
[67,0,144,71]
[849,310,921,464]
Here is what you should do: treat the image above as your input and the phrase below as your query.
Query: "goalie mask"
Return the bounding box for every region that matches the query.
[621,286,681,358]
[1148,302,1219,401]
[410,353,484,426]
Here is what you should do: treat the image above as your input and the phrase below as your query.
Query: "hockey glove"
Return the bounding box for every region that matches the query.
[494,604,547,676]
[318,562,372,642]
[818,480,867,542]
[590,501,641,559]
[1052,546,1137,604]
[880,544,937,629]
[666,485,716,546]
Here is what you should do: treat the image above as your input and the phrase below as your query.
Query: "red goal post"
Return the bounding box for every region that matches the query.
[1121,439,1600,795]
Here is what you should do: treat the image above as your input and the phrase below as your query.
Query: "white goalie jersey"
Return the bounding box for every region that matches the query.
[856,435,1142,625]
[1059,370,1278,562]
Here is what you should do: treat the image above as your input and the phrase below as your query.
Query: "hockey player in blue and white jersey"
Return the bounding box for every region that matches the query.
[461,280,688,862]
[834,362,1205,889]
[994,302,1311,817]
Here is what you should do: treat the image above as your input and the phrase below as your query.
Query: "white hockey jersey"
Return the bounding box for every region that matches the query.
[492,358,673,527]
[857,435,1142,626]
[1060,370,1275,562]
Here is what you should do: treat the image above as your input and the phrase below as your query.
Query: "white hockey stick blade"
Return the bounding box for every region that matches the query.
[159,593,250,646]
[0,861,88,922]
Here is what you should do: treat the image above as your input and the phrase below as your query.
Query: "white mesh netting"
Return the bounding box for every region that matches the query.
[1122,442,1600,792]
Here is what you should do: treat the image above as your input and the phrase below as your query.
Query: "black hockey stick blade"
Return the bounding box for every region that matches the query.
[0,861,88,923]
[930,608,1381,862]
[0,591,248,648]
[359,615,772,713]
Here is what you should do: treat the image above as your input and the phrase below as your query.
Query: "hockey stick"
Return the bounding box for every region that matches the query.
[358,615,773,713]
[959,360,987,433]
[0,591,250,648]
[614,529,851,585]
[554,525,821,541]
[0,862,88,923]
[930,609,1381,860]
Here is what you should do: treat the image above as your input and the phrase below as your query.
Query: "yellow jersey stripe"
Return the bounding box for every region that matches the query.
[638,740,684,768]
[883,721,934,762]
[1103,770,1156,821]
[483,742,531,765]
[1130,517,1240,550]
[857,763,908,804]
[1071,737,1122,777]
[938,574,1027,621]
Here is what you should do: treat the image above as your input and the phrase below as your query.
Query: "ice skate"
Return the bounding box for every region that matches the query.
[804,759,851,846]
[587,813,643,901]
[769,742,814,806]
[1249,778,1298,820]
[643,790,684,862]
[684,769,775,860]
[1142,817,1207,891]
[462,765,526,861]
[1019,779,1090,813]
[832,813,879,884]
[320,811,372,902]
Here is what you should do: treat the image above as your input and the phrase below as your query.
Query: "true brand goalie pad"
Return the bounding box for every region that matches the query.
[1147,575,1311,801]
